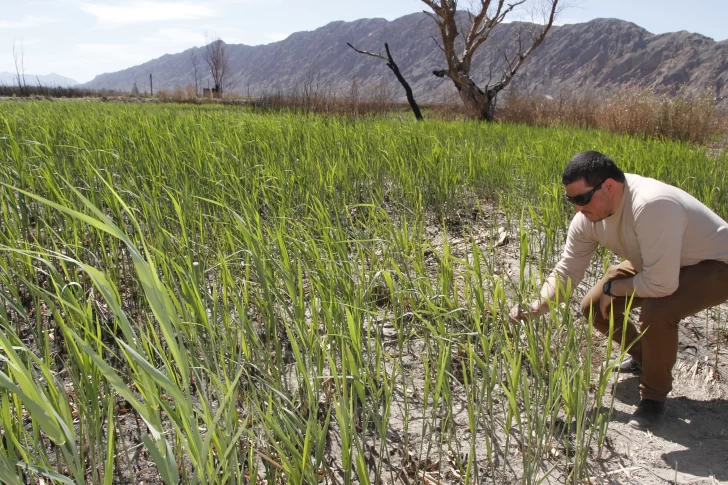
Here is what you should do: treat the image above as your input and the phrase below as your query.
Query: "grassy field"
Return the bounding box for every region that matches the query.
[0,101,726,484]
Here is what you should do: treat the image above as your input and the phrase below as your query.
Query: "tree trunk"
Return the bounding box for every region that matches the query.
[450,73,498,121]
[383,44,423,121]
[348,42,424,121]
[485,89,498,121]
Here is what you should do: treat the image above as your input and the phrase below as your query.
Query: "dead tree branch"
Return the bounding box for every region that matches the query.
[347,42,424,121]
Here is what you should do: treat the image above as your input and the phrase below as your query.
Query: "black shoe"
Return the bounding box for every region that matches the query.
[606,355,642,374]
[628,399,666,429]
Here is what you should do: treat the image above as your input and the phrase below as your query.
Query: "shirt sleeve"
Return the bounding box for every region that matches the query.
[632,198,687,298]
[551,215,598,290]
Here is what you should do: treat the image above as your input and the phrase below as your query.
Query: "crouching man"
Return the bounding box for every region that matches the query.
[510,150,728,429]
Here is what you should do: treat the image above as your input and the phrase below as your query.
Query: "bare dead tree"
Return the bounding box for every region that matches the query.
[190,51,201,96]
[300,65,321,109]
[13,39,28,95]
[422,0,560,121]
[204,35,229,98]
[347,42,424,121]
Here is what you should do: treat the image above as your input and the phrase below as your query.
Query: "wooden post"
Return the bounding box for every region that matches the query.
[149,73,153,96]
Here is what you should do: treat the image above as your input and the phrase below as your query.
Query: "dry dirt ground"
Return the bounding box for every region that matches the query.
[586,319,727,485]
[418,210,728,485]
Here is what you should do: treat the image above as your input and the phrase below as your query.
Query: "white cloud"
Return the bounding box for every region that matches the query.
[0,15,62,29]
[77,43,134,54]
[138,26,249,46]
[18,38,44,47]
[264,32,289,42]
[141,27,203,43]
[80,1,218,25]
[76,43,156,63]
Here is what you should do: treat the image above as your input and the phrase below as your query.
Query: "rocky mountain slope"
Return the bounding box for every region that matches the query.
[0,71,79,87]
[81,13,728,107]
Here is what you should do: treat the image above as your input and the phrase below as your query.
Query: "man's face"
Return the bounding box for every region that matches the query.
[564,178,611,222]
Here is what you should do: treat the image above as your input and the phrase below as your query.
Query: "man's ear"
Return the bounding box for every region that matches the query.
[604,178,615,193]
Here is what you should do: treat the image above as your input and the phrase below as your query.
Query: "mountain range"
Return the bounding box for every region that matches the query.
[81,13,728,107]
[0,72,79,87]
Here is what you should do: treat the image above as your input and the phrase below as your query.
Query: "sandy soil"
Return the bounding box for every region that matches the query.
[420,212,728,485]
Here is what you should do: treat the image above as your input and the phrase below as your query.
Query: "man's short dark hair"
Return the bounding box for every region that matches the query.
[562,151,626,187]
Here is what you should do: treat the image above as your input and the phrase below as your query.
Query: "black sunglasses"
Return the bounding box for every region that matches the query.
[563,179,605,206]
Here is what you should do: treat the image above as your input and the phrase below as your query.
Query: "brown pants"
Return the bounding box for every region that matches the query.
[581,260,728,401]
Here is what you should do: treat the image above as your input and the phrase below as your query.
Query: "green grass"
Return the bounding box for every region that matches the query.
[0,101,726,484]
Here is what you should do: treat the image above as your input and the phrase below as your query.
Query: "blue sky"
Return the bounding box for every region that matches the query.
[1,0,726,84]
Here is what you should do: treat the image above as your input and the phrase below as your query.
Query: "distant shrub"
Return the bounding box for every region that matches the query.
[250,79,401,118]
[495,88,724,144]
[0,83,123,99]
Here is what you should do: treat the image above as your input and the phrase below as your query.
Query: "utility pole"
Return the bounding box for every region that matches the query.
[149,73,153,96]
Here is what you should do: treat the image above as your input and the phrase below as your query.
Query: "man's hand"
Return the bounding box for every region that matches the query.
[509,302,540,323]
[599,292,614,320]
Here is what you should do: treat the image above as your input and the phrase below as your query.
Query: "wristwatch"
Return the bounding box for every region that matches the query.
[602,280,615,297]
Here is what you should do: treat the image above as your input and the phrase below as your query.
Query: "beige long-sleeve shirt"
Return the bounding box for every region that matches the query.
[552,173,728,298]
